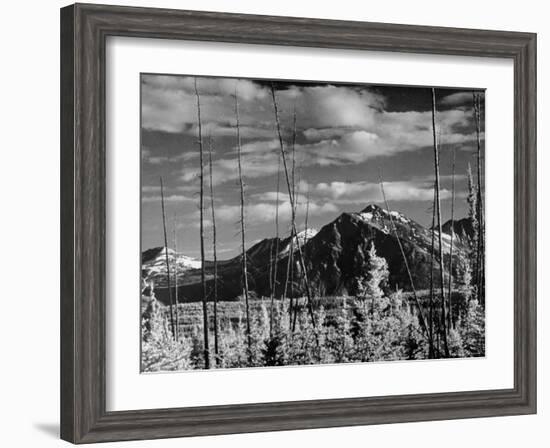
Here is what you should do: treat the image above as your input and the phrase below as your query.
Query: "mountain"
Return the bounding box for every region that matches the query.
[143,204,469,305]
[442,217,474,244]
[141,247,202,284]
[295,204,466,297]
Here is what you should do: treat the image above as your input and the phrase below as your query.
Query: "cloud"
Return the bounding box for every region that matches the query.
[180,149,283,186]
[213,200,338,226]
[294,108,477,166]
[141,75,385,139]
[143,151,199,165]
[143,75,268,100]
[303,127,351,141]
[142,185,161,193]
[143,74,482,189]
[142,194,194,203]
[239,139,280,154]
[141,75,271,135]
[312,179,455,204]
[252,191,284,202]
[282,85,384,129]
[411,174,467,183]
[297,130,382,166]
[252,191,309,206]
[440,92,475,107]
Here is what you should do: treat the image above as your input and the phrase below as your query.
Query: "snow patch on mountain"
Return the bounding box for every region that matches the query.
[279,228,318,256]
[358,212,373,221]
[389,210,410,224]
[143,247,202,276]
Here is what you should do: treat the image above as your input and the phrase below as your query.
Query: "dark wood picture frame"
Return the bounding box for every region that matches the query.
[60,3,536,444]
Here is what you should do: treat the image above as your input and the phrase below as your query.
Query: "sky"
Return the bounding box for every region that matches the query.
[141,74,484,259]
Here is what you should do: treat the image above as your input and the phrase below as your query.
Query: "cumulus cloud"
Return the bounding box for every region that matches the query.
[293,108,477,166]
[143,75,267,101]
[239,139,280,154]
[303,127,351,141]
[279,85,384,129]
[143,74,481,191]
[214,200,338,225]
[180,149,283,187]
[141,75,270,135]
[142,75,386,139]
[252,191,284,202]
[252,191,309,206]
[312,179,455,204]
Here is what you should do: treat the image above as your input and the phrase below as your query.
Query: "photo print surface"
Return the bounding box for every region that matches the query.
[140,74,485,372]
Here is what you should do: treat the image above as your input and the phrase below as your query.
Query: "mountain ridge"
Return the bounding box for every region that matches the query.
[143,204,471,304]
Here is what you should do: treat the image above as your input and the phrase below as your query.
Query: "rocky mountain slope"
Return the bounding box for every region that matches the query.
[143,204,471,305]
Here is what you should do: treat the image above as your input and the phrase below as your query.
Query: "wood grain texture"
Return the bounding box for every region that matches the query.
[60,3,537,444]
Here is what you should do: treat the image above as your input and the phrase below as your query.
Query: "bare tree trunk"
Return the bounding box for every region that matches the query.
[428,182,436,358]
[159,176,176,339]
[473,92,485,305]
[294,184,311,333]
[285,232,295,328]
[271,86,317,337]
[304,187,310,237]
[207,136,219,365]
[447,146,456,330]
[379,171,431,341]
[172,213,180,341]
[287,108,299,330]
[290,171,304,334]
[431,88,450,357]
[269,153,281,337]
[194,78,210,369]
[234,87,252,362]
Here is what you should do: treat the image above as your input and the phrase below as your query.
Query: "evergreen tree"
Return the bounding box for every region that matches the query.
[353,243,398,361]
[356,242,389,303]
[459,299,485,356]
[220,310,248,368]
[263,301,290,366]
[249,302,270,366]
[326,297,354,363]
[141,299,192,372]
[448,327,465,358]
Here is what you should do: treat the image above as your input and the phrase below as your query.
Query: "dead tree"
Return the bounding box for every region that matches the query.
[431,88,450,357]
[234,87,252,360]
[284,234,295,327]
[271,86,317,335]
[194,78,210,369]
[268,153,281,337]
[379,171,431,344]
[271,87,318,345]
[304,186,310,237]
[447,146,456,329]
[473,92,485,304]
[284,107,299,329]
[159,176,176,339]
[207,136,220,364]
[428,182,436,357]
[291,181,310,333]
[172,213,180,340]
[290,175,309,332]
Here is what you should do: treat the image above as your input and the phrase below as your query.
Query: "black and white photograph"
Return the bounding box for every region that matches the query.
[140,74,485,372]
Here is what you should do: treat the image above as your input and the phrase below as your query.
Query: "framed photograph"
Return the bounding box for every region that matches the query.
[60,3,536,444]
